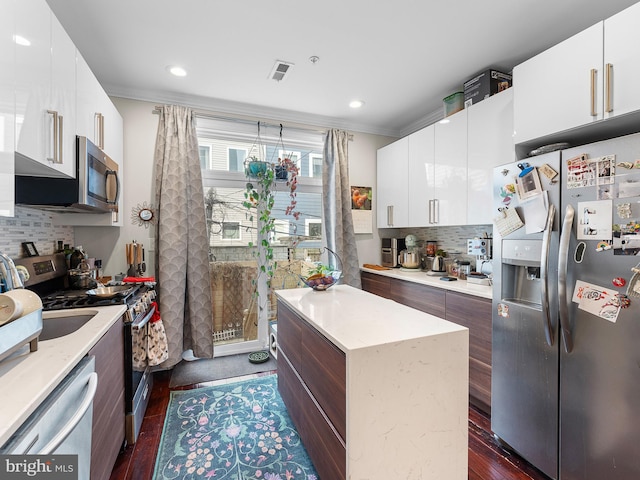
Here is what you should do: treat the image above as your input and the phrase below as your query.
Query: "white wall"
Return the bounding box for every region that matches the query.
[348,131,396,265]
[74,97,158,278]
[75,97,396,277]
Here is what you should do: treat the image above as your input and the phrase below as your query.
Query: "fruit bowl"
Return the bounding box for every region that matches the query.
[301,270,342,291]
[300,247,342,291]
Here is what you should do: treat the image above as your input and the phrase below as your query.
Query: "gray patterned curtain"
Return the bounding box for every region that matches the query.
[154,105,213,368]
[323,129,361,288]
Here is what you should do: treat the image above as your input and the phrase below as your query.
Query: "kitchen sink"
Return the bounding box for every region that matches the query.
[40,313,97,341]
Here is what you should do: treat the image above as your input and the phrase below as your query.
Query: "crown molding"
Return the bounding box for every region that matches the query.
[105,84,404,138]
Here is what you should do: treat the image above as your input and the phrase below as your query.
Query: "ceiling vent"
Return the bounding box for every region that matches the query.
[269,60,294,82]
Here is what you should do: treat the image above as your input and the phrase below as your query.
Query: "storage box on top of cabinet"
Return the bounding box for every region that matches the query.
[464,69,512,107]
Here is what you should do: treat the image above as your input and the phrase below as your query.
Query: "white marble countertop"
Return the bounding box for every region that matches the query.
[361,266,493,299]
[0,305,126,446]
[275,285,467,352]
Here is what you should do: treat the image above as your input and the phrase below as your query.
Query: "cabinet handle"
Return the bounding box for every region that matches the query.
[434,199,439,224]
[590,68,597,117]
[57,114,63,164]
[95,112,105,149]
[428,199,434,224]
[47,110,58,163]
[605,63,613,113]
[387,205,393,226]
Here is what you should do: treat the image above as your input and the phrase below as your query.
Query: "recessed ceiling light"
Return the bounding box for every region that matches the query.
[439,118,450,124]
[349,100,364,109]
[167,66,187,77]
[13,35,31,46]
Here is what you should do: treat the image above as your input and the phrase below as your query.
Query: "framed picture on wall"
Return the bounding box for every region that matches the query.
[22,242,39,257]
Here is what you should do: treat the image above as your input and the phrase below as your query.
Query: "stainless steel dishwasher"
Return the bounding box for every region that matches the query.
[0,356,97,479]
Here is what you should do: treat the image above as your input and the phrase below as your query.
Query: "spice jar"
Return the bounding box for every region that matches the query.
[426,241,437,257]
[458,261,471,280]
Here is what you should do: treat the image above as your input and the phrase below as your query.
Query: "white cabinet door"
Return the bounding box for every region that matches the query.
[467,89,514,225]
[15,0,76,178]
[434,110,467,225]
[407,125,434,227]
[100,97,123,164]
[376,137,408,228]
[76,51,99,142]
[77,51,124,163]
[15,0,51,171]
[0,0,15,216]
[513,22,603,144]
[603,2,640,119]
[51,12,76,178]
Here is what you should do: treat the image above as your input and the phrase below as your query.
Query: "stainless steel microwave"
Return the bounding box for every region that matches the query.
[15,136,119,213]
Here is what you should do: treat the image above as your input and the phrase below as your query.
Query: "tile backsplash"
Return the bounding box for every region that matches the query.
[384,224,494,269]
[0,207,74,259]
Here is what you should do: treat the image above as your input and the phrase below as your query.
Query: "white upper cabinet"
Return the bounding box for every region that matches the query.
[434,109,468,225]
[15,0,76,178]
[514,2,640,144]
[76,52,123,163]
[513,22,603,144]
[0,0,15,217]
[603,2,640,120]
[376,137,409,228]
[467,89,514,224]
[407,125,435,227]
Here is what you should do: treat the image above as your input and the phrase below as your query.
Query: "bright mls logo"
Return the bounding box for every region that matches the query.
[0,455,78,479]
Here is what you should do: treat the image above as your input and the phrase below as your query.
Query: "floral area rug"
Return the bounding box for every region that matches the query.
[153,374,319,479]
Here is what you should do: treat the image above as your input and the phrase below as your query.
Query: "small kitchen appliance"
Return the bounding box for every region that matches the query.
[398,234,421,270]
[427,254,447,276]
[381,237,405,267]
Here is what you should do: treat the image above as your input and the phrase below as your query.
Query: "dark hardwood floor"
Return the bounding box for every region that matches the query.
[110,370,551,480]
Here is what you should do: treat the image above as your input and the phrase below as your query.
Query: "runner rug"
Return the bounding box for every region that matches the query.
[153,374,319,480]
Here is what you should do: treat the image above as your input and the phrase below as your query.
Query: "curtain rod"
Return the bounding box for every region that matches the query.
[152,106,353,140]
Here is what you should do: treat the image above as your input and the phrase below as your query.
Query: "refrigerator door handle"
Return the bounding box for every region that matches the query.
[558,204,575,353]
[540,203,556,347]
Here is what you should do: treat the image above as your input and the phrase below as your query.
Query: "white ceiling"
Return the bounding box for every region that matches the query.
[47,0,638,137]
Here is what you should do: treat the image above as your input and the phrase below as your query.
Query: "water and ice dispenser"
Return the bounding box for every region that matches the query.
[500,239,543,306]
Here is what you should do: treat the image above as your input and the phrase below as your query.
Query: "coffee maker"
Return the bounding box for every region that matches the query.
[381,238,406,267]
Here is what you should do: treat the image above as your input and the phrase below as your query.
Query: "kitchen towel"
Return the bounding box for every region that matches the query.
[147,302,169,366]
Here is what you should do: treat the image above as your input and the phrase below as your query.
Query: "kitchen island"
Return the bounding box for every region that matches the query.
[275,285,469,480]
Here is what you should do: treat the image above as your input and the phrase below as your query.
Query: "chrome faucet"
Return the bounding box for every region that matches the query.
[0,252,24,291]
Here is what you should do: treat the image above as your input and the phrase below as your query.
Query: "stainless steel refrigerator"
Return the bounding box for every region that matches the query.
[492,132,640,480]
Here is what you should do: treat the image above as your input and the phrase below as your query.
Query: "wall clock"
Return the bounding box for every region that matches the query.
[131,202,156,228]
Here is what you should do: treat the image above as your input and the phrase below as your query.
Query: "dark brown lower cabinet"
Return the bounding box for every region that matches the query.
[277,300,346,480]
[389,277,447,318]
[360,271,391,298]
[445,291,492,413]
[88,317,126,480]
[361,270,493,414]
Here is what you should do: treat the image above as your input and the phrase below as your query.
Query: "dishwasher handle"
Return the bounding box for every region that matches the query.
[38,372,98,455]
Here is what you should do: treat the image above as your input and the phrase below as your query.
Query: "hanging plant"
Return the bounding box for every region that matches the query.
[276,157,300,221]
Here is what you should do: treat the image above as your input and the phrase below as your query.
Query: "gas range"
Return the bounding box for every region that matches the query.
[40,283,156,324]
[14,254,156,324]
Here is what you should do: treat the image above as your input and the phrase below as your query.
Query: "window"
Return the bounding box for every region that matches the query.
[199,145,211,170]
[306,219,322,238]
[309,153,323,178]
[222,221,240,240]
[227,148,246,172]
[197,118,324,256]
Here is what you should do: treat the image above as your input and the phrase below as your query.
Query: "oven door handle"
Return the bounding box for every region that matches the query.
[132,304,155,330]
